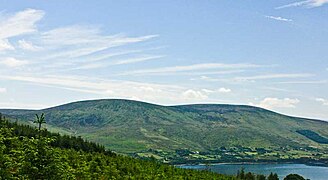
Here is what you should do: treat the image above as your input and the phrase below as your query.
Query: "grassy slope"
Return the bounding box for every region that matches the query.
[1,99,328,154]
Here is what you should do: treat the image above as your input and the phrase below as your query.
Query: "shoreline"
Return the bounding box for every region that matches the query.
[174,161,328,167]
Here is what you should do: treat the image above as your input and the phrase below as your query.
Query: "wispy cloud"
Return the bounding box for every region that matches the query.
[0,39,14,51]
[191,75,220,82]
[261,87,296,93]
[201,87,232,94]
[18,39,41,51]
[40,25,157,46]
[135,70,244,77]
[38,25,158,60]
[265,15,293,22]
[186,70,244,76]
[80,50,143,63]
[0,57,29,67]
[235,73,314,81]
[119,63,263,76]
[74,55,164,70]
[0,74,190,104]
[0,9,44,51]
[0,8,160,75]
[190,75,231,82]
[190,73,313,84]
[276,0,328,9]
[0,75,180,94]
[276,80,327,84]
[0,9,184,105]
[0,9,44,39]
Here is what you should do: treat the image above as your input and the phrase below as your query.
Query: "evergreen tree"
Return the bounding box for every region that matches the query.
[34,113,46,131]
[244,172,255,180]
[284,174,305,180]
[256,174,266,180]
[268,172,279,180]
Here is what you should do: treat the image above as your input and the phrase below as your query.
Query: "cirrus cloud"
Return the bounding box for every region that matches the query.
[276,0,328,9]
[265,15,293,22]
[0,57,28,67]
[18,39,41,51]
[0,9,44,52]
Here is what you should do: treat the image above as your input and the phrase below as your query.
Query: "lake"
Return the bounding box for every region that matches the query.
[179,163,328,180]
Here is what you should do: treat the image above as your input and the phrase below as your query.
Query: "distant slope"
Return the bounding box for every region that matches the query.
[1,99,328,154]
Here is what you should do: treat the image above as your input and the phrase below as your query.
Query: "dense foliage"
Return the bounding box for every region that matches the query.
[283,174,306,180]
[6,119,108,154]
[296,130,328,144]
[0,114,235,179]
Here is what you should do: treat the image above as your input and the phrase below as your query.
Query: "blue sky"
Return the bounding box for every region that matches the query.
[0,0,327,120]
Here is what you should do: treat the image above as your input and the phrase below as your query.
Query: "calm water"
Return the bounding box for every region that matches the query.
[179,163,328,180]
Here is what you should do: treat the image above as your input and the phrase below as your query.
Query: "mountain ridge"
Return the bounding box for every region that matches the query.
[1,98,326,123]
[1,98,328,164]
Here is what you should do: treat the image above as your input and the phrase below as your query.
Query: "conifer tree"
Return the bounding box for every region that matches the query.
[34,113,46,131]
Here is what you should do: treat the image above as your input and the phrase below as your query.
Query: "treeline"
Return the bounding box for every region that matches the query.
[0,113,306,179]
[237,170,306,180]
[4,118,110,154]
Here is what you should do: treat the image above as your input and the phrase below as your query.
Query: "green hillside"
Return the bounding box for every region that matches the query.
[1,99,328,164]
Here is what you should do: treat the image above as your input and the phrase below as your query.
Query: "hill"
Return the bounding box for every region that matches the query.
[1,99,328,164]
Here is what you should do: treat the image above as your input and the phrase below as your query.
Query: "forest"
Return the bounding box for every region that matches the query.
[0,113,305,179]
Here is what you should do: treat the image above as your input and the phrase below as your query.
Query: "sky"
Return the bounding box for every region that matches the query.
[0,0,327,120]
